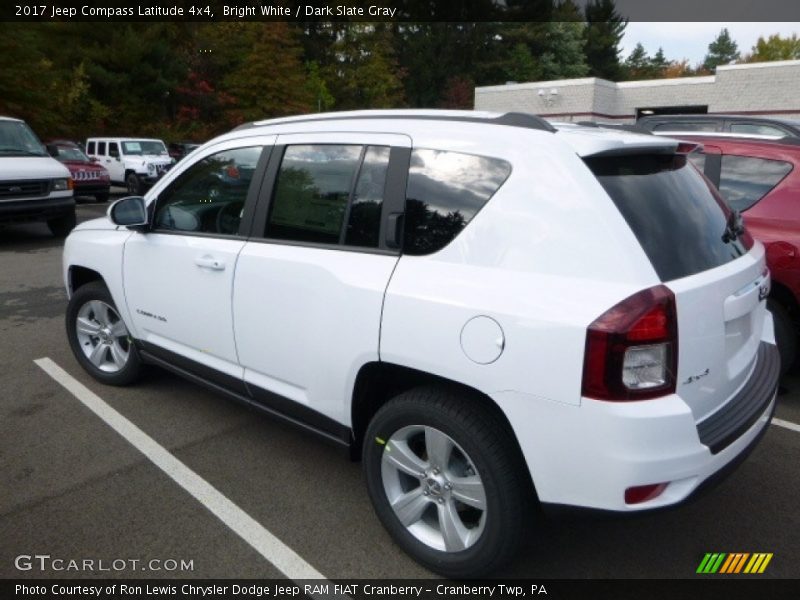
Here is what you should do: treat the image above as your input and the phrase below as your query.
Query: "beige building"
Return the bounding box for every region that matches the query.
[474,59,800,123]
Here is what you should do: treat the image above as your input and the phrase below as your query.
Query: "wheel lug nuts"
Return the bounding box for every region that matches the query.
[444,483,452,490]
[437,498,444,504]
[433,468,440,474]
[423,490,429,496]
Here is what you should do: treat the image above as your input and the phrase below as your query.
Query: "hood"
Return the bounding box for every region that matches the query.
[1,156,71,179]
[72,215,118,232]
[62,160,109,172]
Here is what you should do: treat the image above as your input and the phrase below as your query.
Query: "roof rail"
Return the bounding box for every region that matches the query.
[233,111,556,133]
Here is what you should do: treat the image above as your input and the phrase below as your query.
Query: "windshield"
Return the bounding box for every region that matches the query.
[0,120,47,157]
[122,140,167,156]
[55,146,90,162]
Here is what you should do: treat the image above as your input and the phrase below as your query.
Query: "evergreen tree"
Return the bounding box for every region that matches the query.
[538,21,589,80]
[649,47,669,77]
[703,28,740,71]
[583,0,627,80]
[624,43,652,79]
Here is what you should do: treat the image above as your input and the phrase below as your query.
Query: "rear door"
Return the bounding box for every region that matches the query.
[233,132,410,432]
[586,152,770,422]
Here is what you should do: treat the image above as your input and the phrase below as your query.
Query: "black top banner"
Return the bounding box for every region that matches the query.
[2,0,800,22]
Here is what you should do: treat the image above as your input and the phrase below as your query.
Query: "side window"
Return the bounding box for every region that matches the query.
[153,146,262,236]
[688,151,706,174]
[266,144,376,246]
[653,122,718,132]
[346,146,390,248]
[97,141,106,155]
[729,123,787,137]
[87,141,95,155]
[719,155,793,212]
[404,149,512,255]
[108,142,119,158]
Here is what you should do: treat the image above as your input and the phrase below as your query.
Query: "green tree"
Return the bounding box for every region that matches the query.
[624,43,652,79]
[223,23,313,124]
[746,33,800,62]
[326,24,405,110]
[538,21,589,79]
[649,47,669,78]
[583,0,627,80]
[703,28,740,71]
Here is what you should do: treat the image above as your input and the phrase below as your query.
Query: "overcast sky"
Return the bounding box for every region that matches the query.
[620,22,800,67]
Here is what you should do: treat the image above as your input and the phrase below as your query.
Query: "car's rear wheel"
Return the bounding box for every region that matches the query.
[768,299,797,376]
[66,281,143,386]
[363,386,530,578]
[47,210,76,237]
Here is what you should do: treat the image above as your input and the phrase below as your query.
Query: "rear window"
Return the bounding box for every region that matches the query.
[586,153,750,282]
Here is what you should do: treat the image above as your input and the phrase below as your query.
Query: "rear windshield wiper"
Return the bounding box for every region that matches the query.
[722,209,745,243]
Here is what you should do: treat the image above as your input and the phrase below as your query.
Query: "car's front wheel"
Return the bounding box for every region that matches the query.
[47,211,76,237]
[66,281,143,386]
[126,172,142,195]
[363,386,530,578]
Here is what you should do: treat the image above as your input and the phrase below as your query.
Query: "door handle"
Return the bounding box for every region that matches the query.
[194,256,225,271]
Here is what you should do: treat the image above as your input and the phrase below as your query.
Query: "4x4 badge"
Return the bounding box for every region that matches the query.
[683,368,710,385]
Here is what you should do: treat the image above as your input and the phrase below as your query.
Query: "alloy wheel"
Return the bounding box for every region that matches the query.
[75,300,131,373]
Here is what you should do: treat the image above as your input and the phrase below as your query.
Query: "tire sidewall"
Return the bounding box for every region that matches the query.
[363,396,516,576]
[66,282,142,386]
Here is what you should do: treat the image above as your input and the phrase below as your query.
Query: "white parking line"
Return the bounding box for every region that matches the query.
[772,417,800,434]
[34,357,346,596]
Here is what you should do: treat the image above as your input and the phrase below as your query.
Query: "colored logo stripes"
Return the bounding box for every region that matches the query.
[697,553,773,574]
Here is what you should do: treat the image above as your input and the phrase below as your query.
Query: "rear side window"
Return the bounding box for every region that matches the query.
[652,122,718,132]
[586,154,750,282]
[404,149,511,255]
[729,123,788,137]
[97,142,106,155]
[718,155,792,212]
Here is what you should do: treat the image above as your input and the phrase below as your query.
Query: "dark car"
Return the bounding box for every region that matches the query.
[47,141,111,202]
[637,114,800,139]
[674,134,800,373]
[168,141,201,162]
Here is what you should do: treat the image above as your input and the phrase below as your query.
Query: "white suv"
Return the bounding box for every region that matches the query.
[85,137,173,195]
[62,110,779,577]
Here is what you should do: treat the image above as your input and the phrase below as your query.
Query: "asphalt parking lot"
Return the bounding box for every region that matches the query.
[1,200,799,581]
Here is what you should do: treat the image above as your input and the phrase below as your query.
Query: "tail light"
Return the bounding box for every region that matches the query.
[582,285,678,401]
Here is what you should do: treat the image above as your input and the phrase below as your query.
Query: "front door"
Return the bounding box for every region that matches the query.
[123,138,274,385]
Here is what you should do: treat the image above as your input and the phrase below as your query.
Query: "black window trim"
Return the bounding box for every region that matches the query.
[147,144,273,239]
[249,142,408,256]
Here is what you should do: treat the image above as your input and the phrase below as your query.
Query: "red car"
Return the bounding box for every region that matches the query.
[678,134,800,373]
[46,140,111,202]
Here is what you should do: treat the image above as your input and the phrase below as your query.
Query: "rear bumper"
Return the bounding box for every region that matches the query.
[494,342,779,513]
[74,183,110,196]
[0,195,75,224]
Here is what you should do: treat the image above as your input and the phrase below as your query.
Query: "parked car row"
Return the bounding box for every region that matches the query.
[0,115,203,237]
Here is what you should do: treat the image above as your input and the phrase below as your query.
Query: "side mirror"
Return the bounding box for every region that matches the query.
[46,144,58,157]
[108,196,148,231]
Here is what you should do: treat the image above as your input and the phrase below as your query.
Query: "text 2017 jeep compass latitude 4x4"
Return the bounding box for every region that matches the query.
[62,111,779,577]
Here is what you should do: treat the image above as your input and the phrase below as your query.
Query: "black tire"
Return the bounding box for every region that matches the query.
[47,210,76,237]
[95,193,110,203]
[768,299,797,376]
[66,281,143,386]
[363,386,531,578]
[126,172,142,195]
